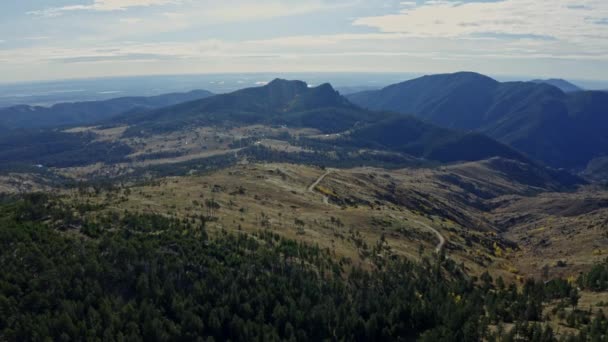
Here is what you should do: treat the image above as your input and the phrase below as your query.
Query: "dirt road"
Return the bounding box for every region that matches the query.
[413,219,445,253]
[308,169,332,205]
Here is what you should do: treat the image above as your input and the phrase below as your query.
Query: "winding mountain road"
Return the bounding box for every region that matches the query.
[413,219,445,254]
[308,169,333,205]
[308,169,446,253]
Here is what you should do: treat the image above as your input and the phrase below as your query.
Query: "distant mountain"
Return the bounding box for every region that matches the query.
[0,78,582,175]
[0,90,213,130]
[348,72,608,169]
[117,79,533,165]
[120,79,383,135]
[530,79,582,93]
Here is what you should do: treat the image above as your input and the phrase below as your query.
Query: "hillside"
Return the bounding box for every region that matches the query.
[8,189,602,341]
[348,72,608,169]
[0,89,213,129]
[346,116,529,164]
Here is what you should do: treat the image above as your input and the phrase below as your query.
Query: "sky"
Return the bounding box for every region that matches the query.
[1,0,607,83]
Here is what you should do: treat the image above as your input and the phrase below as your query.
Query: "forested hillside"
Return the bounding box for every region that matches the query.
[2,194,607,341]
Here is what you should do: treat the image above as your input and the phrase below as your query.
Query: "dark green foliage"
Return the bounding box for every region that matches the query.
[578,259,608,291]
[577,310,608,341]
[0,195,588,341]
[0,130,132,167]
[0,195,584,341]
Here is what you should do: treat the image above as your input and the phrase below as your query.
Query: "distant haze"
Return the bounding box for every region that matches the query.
[2,72,607,108]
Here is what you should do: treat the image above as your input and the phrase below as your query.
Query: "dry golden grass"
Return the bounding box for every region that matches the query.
[65,162,525,274]
[58,124,322,180]
[495,190,608,279]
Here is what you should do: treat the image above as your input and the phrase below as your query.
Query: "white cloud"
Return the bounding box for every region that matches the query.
[202,1,347,23]
[6,0,608,82]
[29,0,180,17]
[353,0,608,51]
[29,0,350,21]
[32,1,358,44]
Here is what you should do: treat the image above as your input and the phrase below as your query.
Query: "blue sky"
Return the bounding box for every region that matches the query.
[1,0,607,82]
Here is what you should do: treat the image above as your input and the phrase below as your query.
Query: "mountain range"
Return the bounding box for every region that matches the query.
[0,89,213,129]
[348,72,608,169]
[0,78,548,170]
[117,78,533,165]
[0,74,602,181]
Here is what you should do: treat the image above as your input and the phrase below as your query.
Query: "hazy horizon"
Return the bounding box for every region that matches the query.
[2,71,607,108]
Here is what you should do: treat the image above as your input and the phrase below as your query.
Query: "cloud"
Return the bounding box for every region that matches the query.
[3,30,606,70]
[54,53,176,63]
[29,0,349,21]
[6,0,608,82]
[202,1,349,23]
[353,0,608,49]
[29,0,180,17]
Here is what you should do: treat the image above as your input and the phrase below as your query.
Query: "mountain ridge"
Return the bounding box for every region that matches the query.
[530,78,583,92]
[119,79,376,135]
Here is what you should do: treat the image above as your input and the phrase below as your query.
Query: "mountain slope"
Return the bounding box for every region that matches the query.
[348,72,608,169]
[531,78,583,92]
[120,79,382,135]
[348,72,499,130]
[346,116,530,164]
[0,90,213,129]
